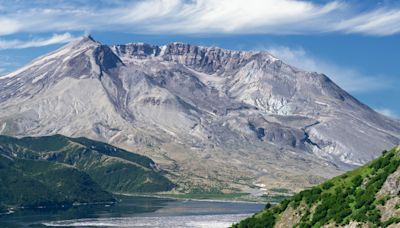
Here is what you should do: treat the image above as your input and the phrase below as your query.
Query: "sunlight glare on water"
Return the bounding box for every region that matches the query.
[42,214,252,228]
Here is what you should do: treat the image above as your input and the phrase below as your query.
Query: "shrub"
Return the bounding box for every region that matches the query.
[352,175,363,187]
[322,182,334,190]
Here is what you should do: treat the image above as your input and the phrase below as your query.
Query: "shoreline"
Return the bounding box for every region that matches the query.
[115,193,268,205]
[0,194,268,215]
[0,201,116,215]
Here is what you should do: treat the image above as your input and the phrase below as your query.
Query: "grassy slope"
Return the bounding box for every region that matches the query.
[0,134,175,210]
[70,137,175,192]
[0,135,174,193]
[234,147,400,228]
[0,154,114,210]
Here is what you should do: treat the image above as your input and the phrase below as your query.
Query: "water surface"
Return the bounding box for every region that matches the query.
[0,195,264,227]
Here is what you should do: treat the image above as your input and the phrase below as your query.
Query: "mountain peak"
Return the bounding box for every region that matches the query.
[0,35,117,86]
[66,35,100,49]
[111,41,280,74]
[78,34,98,43]
[85,34,96,42]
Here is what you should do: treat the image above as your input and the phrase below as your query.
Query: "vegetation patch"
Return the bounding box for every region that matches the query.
[261,194,290,203]
[0,155,114,210]
[269,188,290,194]
[160,187,250,200]
[0,134,175,212]
[233,147,400,228]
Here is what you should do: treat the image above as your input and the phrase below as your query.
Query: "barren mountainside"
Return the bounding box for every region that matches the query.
[0,36,399,192]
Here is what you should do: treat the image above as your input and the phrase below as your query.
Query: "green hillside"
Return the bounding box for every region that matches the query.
[234,146,400,228]
[0,134,175,211]
[0,154,113,210]
[0,135,174,193]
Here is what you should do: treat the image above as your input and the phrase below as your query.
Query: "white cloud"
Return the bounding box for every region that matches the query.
[113,0,343,34]
[335,8,400,36]
[0,18,22,35]
[266,46,391,93]
[375,108,398,119]
[0,0,399,36]
[0,33,77,50]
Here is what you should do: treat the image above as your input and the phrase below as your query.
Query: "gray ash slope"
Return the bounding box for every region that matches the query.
[0,36,399,192]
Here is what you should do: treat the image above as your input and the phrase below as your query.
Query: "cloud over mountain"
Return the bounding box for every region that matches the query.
[0,33,77,50]
[0,0,399,36]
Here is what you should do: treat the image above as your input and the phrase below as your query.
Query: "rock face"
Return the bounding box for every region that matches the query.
[0,36,399,191]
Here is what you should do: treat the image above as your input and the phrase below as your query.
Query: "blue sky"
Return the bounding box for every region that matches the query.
[0,0,399,118]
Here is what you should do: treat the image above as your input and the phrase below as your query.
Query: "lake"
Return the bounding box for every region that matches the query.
[0,195,264,228]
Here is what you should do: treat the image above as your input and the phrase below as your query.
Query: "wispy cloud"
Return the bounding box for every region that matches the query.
[375,108,399,119]
[335,8,400,36]
[113,0,343,34]
[0,33,77,50]
[266,46,392,93]
[0,0,399,36]
[0,17,22,35]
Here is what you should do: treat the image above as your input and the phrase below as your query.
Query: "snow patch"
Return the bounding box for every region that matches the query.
[32,74,47,84]
[0,122,6,133]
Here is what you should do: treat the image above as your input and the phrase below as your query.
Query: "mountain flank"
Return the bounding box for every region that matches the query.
[234,146,400,228]
[0,134,174,211]
[0,36,399,192]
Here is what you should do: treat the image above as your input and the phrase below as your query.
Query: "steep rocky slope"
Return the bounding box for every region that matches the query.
[0,36,399,192]
[0,134,174,208]
[235,146,400,228]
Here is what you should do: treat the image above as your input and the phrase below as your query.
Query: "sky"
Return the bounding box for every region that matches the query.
[0,0,399,119]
